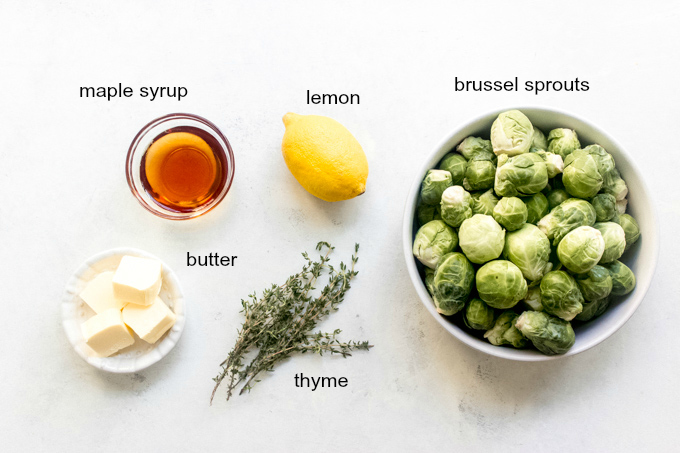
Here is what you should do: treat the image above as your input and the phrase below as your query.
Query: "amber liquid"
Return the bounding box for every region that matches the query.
[140,126,228,212]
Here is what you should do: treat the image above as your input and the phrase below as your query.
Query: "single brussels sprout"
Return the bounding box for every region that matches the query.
[530,127,548,152]
[602,260,636,296]
[465,298,496,330]
[484,311,527,348]
[493,197,527,231]
[420,169,453,205]
[617,214,641,251]
[494,152,549,197]
[557,226,605,274]
[438,152,467,185]
[602,168,628,201]
[582,145,616,178]
[432,252,475,315]
[413,220,458,269]
[545,189,570,210]
[463,150,496,191]
[574,297,610,322]
[538,198,597,245]
[471,189,499,216]
[521,286,544,312]
[522,192,549,225]
[515,311,576,355]
[416,203,441,226]
[540,270,584,321]
[616,198,627,215]
[457,136,493,160]
[440,186,473,227]
[574,265,613,302]
[594,222,626,264]
[491,110,534,157]
[547,128,581,160]
[563,149,604,198]
[535,150,564,178]
[476,260,528,309]
[503,224,553,281]
[591,193,617,222]
[458,214,505,264]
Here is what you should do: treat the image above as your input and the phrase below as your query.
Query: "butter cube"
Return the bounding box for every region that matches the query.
[81,308,135,357]
[112,256,162,306]
[122,297,176,344]
[79,271,127,314]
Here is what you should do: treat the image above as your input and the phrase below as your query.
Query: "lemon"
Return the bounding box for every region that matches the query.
[281,113,369,202]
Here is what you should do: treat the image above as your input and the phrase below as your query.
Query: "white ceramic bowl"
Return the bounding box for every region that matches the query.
[62,247,186,372]
[403,107,659,361]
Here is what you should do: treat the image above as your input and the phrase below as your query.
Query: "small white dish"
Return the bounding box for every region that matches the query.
[403,107,659,361]
[62,247,185,372]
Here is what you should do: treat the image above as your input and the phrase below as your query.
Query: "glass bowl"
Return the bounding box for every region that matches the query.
[126,113,235,220]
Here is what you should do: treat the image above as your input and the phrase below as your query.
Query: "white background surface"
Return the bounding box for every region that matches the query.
[1,1,679,452]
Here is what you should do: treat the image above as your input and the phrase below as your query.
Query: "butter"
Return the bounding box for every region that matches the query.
[112,256,162,306]
[122,297,176,344]
[81,308,135,357]
[79,271,127,314]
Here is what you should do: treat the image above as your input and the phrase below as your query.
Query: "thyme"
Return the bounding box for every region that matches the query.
[211,242,372,404]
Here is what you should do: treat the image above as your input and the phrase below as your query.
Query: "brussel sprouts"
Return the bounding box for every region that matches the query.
[530,127,548,152]
[515,311,576,355]
[523,192,549,224]
[491,110,534,156]
[557,226,605,274]
[503,224,553,281]
[594,222,626,264]
[602,168,628,201]
[617,214,640,251]
[521,286,544,312]
[424,268,436,296]
[535,150,564,178]
[421,169,453,205]
[538,198,597,246]
[484,311,527,348]
[545,188,570,210]
[412,109,641,356]
[493,197,528,231]
[582,145,616,178]
[432,252,475,315]
[438,152,467,185]
[574,297,610,322]
[616,198,628,215]
[495,152,549,197]
[602,260,636,296]
[440,186,473,227]
[458,214,505,264]
[563,149,604,198]
[476,260,528,309]
[574,265,612,302]
[471,189,499,216]
[416,203,441,226]
[547,128,580,160]
[465,298,496,330]
[540,270,583,321]
[413,220,458,269]
[457,136,492,160]
[591,193,617,222]
[463,150,496,191]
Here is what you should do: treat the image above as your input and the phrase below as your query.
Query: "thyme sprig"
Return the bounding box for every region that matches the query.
[211,242,371,404]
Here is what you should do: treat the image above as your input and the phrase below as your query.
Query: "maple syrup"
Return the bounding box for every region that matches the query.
[140,126,228,212]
